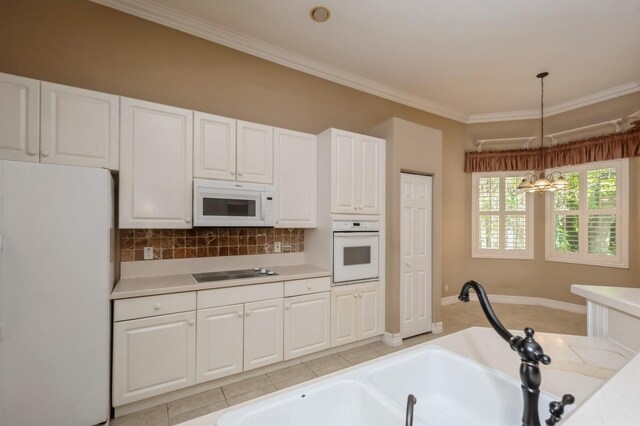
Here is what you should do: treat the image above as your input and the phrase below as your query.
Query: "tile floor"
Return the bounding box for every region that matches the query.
[110,301,586,426]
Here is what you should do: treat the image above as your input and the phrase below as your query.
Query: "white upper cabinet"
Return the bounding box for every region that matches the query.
[237,120,273,184]
[194,116,273,184]
[331,130,359,213]
[119,97,193,229]
[0,73,40,162]
[274,128,317,228]
[41,82,119,170]
[358,136,382,214]
[193,112,236,180]
[326,129,383,215]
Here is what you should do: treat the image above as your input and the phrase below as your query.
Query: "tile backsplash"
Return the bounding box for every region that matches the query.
[120,228,304,262]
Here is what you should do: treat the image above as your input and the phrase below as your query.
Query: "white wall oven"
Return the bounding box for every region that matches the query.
[332,220,380,284]
[194,179,275,227]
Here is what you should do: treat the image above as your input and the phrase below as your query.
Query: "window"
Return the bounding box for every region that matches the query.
[546,159,628,268]
[472,172,534,259]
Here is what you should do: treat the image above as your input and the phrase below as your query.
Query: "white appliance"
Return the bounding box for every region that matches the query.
[0,161,113,426]
[332,220,380,284]
[194,178,276,227]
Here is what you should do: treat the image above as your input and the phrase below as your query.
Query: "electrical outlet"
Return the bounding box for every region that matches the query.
[274,242,282,253]
[144,247,154,260]
[445,284,449,293]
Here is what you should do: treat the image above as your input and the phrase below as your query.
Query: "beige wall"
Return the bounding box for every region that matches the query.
[1,0,638,322]
[372,118,443,333]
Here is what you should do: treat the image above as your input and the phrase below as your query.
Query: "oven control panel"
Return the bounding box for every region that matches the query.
[332,220,380,231]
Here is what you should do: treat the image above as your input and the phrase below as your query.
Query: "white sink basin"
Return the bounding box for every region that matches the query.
[367,346,565,426]
[216,379,415,426]
[215,345,569,426]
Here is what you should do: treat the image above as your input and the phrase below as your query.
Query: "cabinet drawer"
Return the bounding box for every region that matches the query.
[114,292,196,322]
[284,277,331,297]
[198,282,283,309]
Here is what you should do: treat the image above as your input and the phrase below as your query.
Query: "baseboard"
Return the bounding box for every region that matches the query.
[382,332,403,347]
[431,321,443,334]
[441,294,586,314]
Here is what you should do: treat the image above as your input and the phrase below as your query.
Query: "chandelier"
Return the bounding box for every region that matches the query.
[517,72,568,192]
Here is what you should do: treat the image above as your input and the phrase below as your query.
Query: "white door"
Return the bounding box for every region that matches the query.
[236,120,273,184]
[331,287,358,347]
[40,82,119,170]
[193,112,236,180]
[196,304,244,383]
[331,130,359,213]
[112,311,196,406]
[244,298,283,371]
[274,128,317,228]
[119,97,193,229]
[357,283,381,340]
[400,173,433,338]
[284,292,330,360]
[0,73,39,162]
[358,136,382,214]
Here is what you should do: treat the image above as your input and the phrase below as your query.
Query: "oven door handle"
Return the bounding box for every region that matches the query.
[334,232,379,238]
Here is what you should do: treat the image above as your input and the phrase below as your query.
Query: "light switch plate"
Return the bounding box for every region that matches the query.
[274,242,282,253]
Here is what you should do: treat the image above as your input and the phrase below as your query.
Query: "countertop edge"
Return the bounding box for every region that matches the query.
[111,267,331,300]
[571,284,640,318]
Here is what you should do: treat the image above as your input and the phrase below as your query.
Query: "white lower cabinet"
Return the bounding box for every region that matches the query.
[243,298,284,371]
[196,304,244,383]
[284,292,330,360]
[112,311,196,406]
[331,282,381,347]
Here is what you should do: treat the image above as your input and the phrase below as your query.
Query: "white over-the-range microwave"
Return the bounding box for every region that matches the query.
[193,179,276,227]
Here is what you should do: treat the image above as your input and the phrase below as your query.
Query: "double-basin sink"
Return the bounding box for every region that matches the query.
[217,345,568,426]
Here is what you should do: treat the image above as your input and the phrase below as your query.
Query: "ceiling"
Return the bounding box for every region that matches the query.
[93,0,640,123]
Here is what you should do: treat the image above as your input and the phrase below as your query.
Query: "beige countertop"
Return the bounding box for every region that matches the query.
[571,284,640,318]
[111,264,330,300]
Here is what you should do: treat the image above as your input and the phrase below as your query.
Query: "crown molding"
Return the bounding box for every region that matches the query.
[91,0,640,125]
[90,0,469,122]
[466,82,640,124]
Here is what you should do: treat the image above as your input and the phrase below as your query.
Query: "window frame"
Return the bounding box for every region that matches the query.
[545,158,629,268]
[472,171,534,260]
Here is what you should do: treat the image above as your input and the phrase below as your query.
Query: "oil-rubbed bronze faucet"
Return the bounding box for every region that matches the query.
[458,280,574,426]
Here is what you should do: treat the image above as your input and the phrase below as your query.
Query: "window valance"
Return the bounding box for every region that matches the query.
[464,127,640,173]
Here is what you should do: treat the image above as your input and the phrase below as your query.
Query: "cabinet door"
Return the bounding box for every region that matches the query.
[244,298,283,371]
[331,287,358,347]
[237,120,273,184]
[0,73,39,162]
[40,82,119,170]
[357,283,381,340]
[274,128,317,228]
[196,304,244,383]
[331,130,359,213]
[358,136,382,214]
[284,292,330,360]
[112,311,196,406]
[193,112,236,180]
[119,98,193,229]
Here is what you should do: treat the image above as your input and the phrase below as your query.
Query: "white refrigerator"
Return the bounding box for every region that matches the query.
[0,160,113,425]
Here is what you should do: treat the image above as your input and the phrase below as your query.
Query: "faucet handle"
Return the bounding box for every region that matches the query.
[545,394,575,425]
[512,327,552,365]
